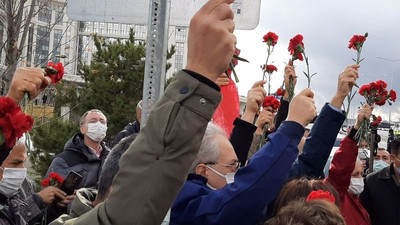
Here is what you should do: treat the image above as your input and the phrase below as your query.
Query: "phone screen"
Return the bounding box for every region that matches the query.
[60,171,82,195]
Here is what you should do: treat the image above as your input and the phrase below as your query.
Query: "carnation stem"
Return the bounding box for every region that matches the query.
[22,92,32,152]
[304,53,311,88]
[230,62,239,83]
[288,77,294,102]
[259,123,269,149]
[268,72,271,95]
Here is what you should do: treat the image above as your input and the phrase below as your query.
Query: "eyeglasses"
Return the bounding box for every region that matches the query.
[205,161,241,171]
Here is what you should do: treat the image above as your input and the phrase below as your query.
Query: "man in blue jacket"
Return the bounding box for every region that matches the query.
[170,89,317,225]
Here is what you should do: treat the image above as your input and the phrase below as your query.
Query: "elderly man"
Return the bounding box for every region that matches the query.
[49,134,138,225]
[0,138,71,224]
[46,109,110,190]
[361,138,400,225]
[170,87,316,225]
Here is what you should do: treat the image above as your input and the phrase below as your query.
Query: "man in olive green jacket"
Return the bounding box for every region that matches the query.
[63,0,236,224]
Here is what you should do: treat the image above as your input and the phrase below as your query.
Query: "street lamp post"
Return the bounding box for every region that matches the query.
[376,56,400,123]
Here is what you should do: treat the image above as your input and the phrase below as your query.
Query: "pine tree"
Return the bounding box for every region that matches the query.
[54,30,174,142]
[29,119,79,184]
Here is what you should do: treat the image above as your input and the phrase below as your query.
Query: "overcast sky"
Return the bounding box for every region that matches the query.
[233,0,400,122]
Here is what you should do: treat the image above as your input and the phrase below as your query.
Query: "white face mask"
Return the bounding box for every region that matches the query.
[205,165,235,186]
[0,167,27,197]
[86,121,107,142]
[348,177,364,195]
[373,160,389,172]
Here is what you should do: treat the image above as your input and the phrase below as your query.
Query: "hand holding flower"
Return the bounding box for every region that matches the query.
[354,104,373,130]
[330,64,359,109]
[6,68,51,104]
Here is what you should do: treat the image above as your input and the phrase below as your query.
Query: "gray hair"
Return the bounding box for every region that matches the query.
[79,109,106,126]
[189,122,227,173]
[97,134,137,199]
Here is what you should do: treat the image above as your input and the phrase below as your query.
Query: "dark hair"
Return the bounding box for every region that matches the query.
[97,134,137,199]
[265,199,346,225]
[390,138,400,156]
[272,178,340,217]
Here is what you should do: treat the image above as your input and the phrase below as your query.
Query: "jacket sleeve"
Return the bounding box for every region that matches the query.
[274,97,289,130]
[290,103,345,178]
[325,136,358,195]
[69,71,222,225]
[229,118,257,167]
[171,121,303,225]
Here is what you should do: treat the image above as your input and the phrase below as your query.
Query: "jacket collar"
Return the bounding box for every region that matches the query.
[187,173,207,184]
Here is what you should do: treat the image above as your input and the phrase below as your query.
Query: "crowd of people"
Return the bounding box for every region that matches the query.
[1,0,400,224]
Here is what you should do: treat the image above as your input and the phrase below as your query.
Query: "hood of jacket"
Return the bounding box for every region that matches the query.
[64,133,109,162]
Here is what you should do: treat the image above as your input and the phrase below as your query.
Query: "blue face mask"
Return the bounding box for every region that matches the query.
[373,160,389,172]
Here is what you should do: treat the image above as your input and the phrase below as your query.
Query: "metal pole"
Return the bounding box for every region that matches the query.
[141,0,171,127]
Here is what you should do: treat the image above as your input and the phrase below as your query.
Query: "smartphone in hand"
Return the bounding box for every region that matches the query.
[60,171,82,195]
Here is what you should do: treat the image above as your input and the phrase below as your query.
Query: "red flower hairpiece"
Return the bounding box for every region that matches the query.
[306,190,335,204]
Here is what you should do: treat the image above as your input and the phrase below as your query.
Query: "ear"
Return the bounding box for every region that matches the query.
[390,154,397,162]
[80,125,86,134]
[195,164,208,177]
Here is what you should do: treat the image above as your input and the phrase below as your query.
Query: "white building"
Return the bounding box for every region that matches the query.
[0,0,188,93]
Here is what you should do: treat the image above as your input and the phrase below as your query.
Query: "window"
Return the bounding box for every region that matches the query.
[174,42,184,72]
[107,23,113,34]
[175,27,187,41]
[38,7,52,23]
[84,22,91,33]
[99,23,105,33]
[93,22,99,33]
[52,29,62,63]
[134,25,146,37]
[120,24,128,35]
[55,11,63,25]
[35,25,50,65]
[113,23,119,34]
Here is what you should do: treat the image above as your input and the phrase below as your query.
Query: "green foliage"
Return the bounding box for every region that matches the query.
[54,30,175,143]
[30,118,79,184]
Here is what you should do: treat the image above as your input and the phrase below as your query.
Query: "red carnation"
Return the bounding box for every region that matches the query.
[263,32,278,47]
[263,65,277,74]
[262,96,280,111]
[41,178,50,187]
[0,97,34,148]
[45,61,65,84]
[42,172,64,188]
[306,190,336,204]
[288,34,304,61]
[390,89,397,102]
[348,34,367,50]
[276,88,285,97]
[371,115,382,126]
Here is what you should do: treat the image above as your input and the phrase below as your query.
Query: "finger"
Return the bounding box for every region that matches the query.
[221,18,235,33]
[54,191,67,200]
[54,188,67,197]
[40,76,52,91]
[57,202,67,208]
[252,80,266,88]
[201,0,235,17]
[298,88,314,99]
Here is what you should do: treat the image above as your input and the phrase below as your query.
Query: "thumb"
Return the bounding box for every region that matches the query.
[298,88,314,99]
[288,58,293,66]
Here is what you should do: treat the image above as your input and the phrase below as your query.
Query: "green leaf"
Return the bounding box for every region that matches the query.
[233,55,250,63]
[303,71,309,78]
[0,132,5,146]
[359,58,365,63]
